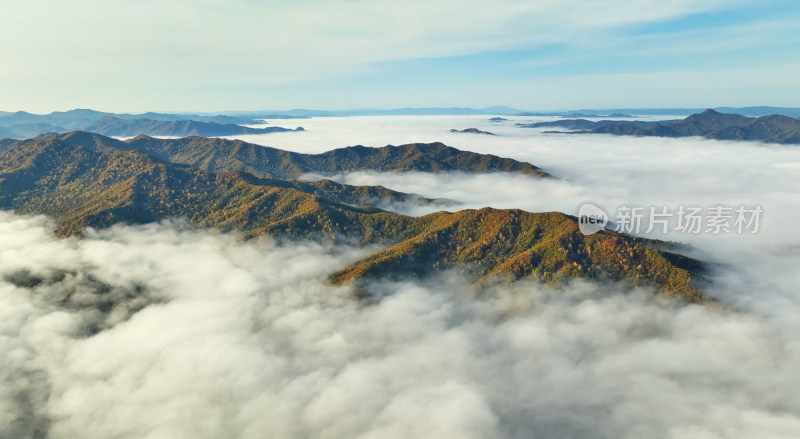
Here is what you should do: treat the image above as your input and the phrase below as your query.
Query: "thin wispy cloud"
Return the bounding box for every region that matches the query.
[1,0,792,111]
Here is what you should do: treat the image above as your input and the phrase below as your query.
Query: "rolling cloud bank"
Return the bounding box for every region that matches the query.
[2,116,800,438]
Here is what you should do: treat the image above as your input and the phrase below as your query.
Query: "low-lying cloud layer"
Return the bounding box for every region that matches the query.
[238,115,800,307]
[1,212,800,439]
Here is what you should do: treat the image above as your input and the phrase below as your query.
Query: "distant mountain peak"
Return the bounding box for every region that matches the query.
[450,128,496,135]
[82,116,299,137]
[561,110,800,145]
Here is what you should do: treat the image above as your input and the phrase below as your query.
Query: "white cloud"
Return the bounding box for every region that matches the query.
[1,213,800,438]
[231,114,800,312]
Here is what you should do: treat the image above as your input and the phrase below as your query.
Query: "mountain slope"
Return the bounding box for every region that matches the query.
[0,136,423,239]
[0,138,19,152]
[707,114,800,143]
[330,209,704,301]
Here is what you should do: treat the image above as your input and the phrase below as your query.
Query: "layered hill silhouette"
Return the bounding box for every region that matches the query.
[0,109,257,127]
[549,110,800,144]
[5,107,800,138]
[0,109,289,138]
[84,116,304,137]
[519,119,666,131]
[0,132,705,301]
[449,128,496,135]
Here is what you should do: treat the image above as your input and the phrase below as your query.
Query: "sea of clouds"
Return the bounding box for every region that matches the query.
[2,116,800,438]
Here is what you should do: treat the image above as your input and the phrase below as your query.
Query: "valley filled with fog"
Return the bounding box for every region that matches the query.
[3,116,800,438]
[235,116,800,312]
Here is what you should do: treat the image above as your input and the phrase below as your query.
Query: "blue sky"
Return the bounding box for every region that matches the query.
[2,0,800,113]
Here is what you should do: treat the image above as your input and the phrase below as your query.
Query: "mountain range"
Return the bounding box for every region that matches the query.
[518,119,667,131]
[117,133,550,179]
[218,106,800,118]
[223,106,527,117]
[0,109,284,138]
[0,108,258,127]
[84,116,303,137]
[6,107,800,139]
[0,132,706,301]
[0,108,523,137]
[517,106,800,118]
[531,110,800,144]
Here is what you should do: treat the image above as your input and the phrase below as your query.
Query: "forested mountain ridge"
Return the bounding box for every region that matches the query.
[0,132,705,301]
